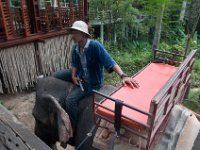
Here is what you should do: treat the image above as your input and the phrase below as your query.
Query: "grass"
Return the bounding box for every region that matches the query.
[183,90,200,113]
[183,49,200,112]
[104,42,152,86]
[191,58,200,88]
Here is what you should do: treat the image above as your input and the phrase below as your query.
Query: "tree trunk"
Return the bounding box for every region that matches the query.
[186,0,200,32]
[180,0,187,21]
[100,22,104,44]
[152,4,165,50]
[114,24,117,45]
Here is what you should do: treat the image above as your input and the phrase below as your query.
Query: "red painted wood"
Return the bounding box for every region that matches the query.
[96,63,177,129]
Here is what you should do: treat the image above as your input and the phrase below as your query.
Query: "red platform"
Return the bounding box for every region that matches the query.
[96,63,177,129]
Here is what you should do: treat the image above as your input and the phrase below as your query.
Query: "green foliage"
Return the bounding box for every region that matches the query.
[143,0,167,15]
[11,0,20,7]
[190,41,200,50]
[191,58,200,88]
[90,0,200,113]
[90,0,190,48]
[103,41,152,86]
[89,0,151,44]
[183,90,200,113]
[163,23,186,45]
[190,42,200,88]
[159,42,184,52]
[159,40,200,88]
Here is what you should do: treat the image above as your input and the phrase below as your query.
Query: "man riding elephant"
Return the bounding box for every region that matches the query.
[54,20,139,130]
[33,20,139,149]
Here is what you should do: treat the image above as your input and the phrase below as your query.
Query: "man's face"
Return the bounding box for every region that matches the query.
[71,30,84,43]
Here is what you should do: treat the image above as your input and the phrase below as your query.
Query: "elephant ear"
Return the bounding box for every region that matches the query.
[57,109,73,148]
[45,95,73,148]
[33,76,73,124]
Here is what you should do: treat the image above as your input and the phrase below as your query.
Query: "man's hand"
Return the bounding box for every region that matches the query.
[112,65,139,88]
[122,77,139,88]
[72,76,82,85]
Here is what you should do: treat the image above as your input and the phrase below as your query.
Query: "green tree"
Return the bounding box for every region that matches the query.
[89,0,199,51]
[89,0,145,46]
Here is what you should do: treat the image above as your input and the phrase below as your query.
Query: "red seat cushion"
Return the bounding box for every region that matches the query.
[96,63,177,129]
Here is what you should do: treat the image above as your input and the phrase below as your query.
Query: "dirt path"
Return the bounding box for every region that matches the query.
[0,90,36,132]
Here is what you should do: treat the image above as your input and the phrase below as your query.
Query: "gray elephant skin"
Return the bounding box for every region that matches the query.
[32,76,116,149]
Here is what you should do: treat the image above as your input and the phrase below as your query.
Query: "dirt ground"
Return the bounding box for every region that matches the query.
[0,90,74,150]
[0,90,36,132]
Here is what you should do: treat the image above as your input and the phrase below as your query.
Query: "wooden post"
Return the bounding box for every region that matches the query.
[84,0,89,21]
[21,0,31,36]
[57,0,62,30]
[0,0,14,40]
[79,0,84,20]
[31,0,41,33]
[69,0,74,25]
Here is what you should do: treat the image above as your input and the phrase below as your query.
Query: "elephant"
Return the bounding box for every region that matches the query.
[32,76,117,149]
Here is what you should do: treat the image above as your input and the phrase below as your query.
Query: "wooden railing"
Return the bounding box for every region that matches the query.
[93,49,197,150]
[152,49,185,66]
[0,0,14,40]
[147,50,197,149]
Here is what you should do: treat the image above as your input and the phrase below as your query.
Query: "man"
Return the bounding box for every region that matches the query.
[54,20,139,129]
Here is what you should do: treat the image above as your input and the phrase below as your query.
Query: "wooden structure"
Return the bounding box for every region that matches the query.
[92,49,197,150]
[0,0,89,48]
[0,0,89,93]
[0,104,51,150]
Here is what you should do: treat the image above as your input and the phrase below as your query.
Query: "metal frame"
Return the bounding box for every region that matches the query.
[92,49,197,150]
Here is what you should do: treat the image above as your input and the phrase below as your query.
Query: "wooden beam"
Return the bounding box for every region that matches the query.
[0,30,68,49]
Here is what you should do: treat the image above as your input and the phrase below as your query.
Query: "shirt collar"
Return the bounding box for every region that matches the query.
[84,39,90,49]
[75,39,91,54]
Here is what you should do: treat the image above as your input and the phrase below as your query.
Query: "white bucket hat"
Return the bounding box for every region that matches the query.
[69,20,91,36]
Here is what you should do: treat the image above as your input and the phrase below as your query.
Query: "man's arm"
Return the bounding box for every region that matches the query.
[71,67,81,85]
[93,41,139,88]
[112,64,139,88]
